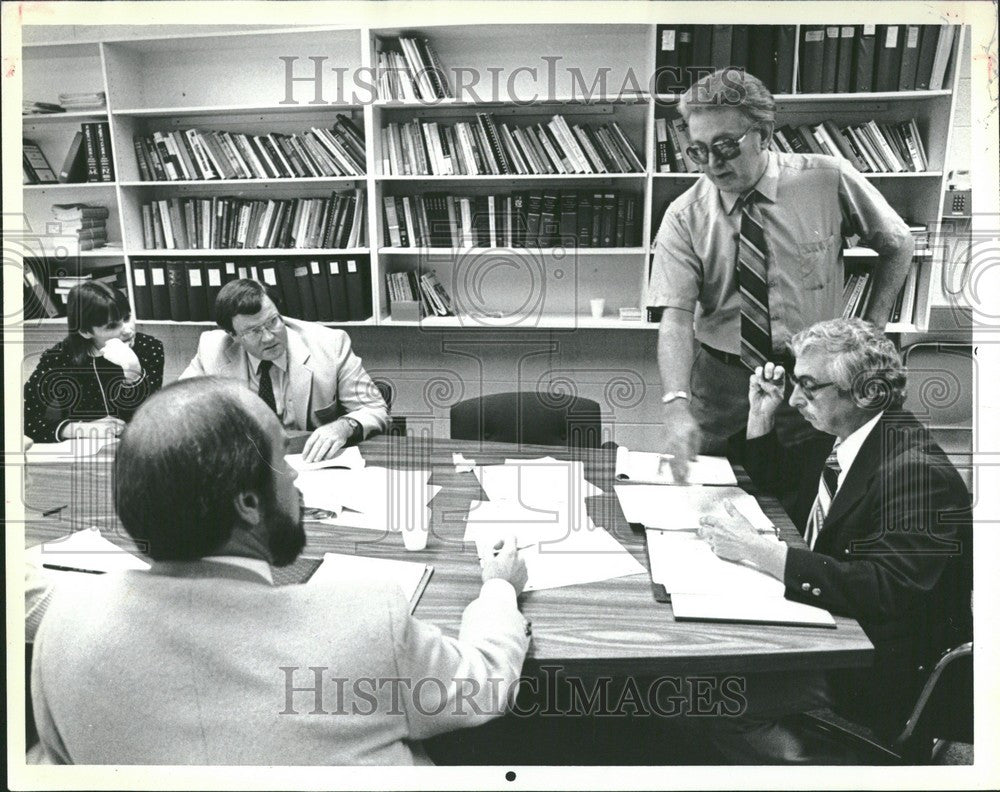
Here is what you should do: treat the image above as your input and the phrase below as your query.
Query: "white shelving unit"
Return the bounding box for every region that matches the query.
[21,22,963,333]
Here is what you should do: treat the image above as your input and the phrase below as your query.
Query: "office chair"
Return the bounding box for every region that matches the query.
[902,342,973,490]
[800,642,974,764]
[371,378,408,436]
[449,391,602,447]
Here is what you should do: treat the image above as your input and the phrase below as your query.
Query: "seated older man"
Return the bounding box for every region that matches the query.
[698,318,972,763]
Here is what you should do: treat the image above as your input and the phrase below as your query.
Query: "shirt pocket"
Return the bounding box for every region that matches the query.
[795,234,838,290]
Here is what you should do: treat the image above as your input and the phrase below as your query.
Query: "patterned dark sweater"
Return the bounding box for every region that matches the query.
[24,332,164,442]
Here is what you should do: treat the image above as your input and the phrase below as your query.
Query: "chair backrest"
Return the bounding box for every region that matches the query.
[372,379,394,411]
[449,391,602,448]
[898,642,974,755]
[901,343,973,432]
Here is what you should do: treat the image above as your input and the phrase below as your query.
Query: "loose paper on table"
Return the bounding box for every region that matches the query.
[615,447,737,486]
[614,485,774,532]
[308,552,432,612]
[28,528,150,573]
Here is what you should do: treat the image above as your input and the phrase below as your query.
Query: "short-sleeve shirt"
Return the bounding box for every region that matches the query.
[648,151,911,355]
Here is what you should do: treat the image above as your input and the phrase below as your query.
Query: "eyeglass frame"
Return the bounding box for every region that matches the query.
[685,126,758,165]
[235,312,284,342]
[787,370,838,399]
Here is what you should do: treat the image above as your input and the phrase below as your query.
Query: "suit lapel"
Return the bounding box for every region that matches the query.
[286,327,314,428]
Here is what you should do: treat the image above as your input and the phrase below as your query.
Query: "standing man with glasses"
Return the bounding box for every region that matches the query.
[181,278,389,462]
[648,68,913,497]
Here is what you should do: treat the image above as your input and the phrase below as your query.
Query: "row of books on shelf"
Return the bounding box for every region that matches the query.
[771,118,929,173]
[381,114,643,176]
[654,24,956,94]
[798,24,957,94]
[654,117,696,173]
[385,270,455,317]
[23,92,106,114]
[23,123,115,185]
[140,190,367,251]
[130,257,373,323]
[375,36,454,101]
[133,116,366,181]
[842,265,925,326]
[382,190,640,249]
[49,203,112,251]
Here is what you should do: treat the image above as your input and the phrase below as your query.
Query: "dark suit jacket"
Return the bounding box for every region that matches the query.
[745,408,973,738]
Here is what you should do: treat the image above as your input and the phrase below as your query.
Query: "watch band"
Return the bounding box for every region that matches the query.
[661,390,690,405]
[342,417,364,445]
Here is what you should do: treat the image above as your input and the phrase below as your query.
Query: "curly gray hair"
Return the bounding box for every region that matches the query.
[790,318,907,410]
[677,67,776,129]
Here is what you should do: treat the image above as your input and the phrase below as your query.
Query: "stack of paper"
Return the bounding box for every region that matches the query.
[614,484,774,533]
[614,447,737,486]
[25,435,120,464]
[308,552,432,612]
[645,531,835,627]
[27,527,150,573]
[285,446,365,472]
[474,456,603,506]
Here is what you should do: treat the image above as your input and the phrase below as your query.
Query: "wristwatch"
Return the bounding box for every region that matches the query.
[661,390,690,405]
[341,417,364,445]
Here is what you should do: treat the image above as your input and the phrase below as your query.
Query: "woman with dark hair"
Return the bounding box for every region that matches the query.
[24,281,164,442]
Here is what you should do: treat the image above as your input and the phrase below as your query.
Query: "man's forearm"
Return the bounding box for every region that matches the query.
[864,235,915,327]
[657,308,696,393]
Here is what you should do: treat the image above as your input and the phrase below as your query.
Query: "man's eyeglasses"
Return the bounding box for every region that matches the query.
[238,314,283,341]
[788,371,837,399]
[685,127,756,165]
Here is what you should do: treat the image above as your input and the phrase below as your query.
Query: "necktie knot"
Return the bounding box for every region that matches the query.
[736,190,757,214]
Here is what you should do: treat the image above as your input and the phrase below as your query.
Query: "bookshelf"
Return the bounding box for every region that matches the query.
[20,22,964,333]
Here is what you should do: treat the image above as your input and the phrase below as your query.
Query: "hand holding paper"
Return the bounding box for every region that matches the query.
[698,500,788,581]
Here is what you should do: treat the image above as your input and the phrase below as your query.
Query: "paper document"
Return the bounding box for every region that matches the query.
[615,447,737,486]
[308,552,432,612]
[28,528,150,573]
[25,436,120,464]
[286,445,365,472]
[474,457,603,506]
[452,453,476,473]
[670,593,836,628]
[614,485,774,532]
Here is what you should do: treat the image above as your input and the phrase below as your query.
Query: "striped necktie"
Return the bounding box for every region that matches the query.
[736,190,774,371]
[804,441,843,549]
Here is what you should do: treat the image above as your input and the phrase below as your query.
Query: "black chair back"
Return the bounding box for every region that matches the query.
[450,391,602,448]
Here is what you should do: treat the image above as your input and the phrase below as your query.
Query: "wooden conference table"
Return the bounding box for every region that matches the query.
[23,434,873,679]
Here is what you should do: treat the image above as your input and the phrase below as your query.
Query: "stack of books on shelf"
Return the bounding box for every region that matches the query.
[131,257,372,323]
[381,113,644,175]
[140,190,366,251]
[51,263,126,307]
[798,24,957,93]
[133,117,366,181]
[655,25,797,94]
[50,203,111,251]
[770,119,928,173]
[382,190,640,249]
[385,270,455,317]
[26,124,116,184]
[655,117,698,172]
[58,91,107,110]
[23,99,65,115]
[376,36,453,101]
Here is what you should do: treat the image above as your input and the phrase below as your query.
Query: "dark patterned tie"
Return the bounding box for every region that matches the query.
[805,441,842,549]
[257,359,277,414]
[736,191,774,371]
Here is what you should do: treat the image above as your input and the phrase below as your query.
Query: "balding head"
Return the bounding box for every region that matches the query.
[116,377,279,560]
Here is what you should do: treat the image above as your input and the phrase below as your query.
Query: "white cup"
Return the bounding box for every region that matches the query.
[402,523,429,551]
[589,298,606,318]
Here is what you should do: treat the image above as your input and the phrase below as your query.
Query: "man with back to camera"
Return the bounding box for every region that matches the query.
[30,377,532,765]
[180,278,388,462]
[649,68,913,503]
[698,318,972,762]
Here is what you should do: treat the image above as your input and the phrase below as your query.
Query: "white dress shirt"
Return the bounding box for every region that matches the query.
[833,410,885,494]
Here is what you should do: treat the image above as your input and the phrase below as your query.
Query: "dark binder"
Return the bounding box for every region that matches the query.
[186,264,210,321]
[614,193,627,247]
[343,258,369,321]
[655,25,685,94]
[589,192,603,247]
[326,259,351,322]
[623,196,638,247]
[688,26,713,87]
[675,27,693,90]
[130,261,154,320]
[96,122,115,182]
[576,192,594,248]
[293,262,318,321]
[558,190,578,243]
[773,25,796,93]
[798,25,825,93]
[309,259,333,321]
[820,26,839,92]
[835,26,855,93]
[897,24,922,91]
[747,26,775,90]
[524,191,543,246]
[730,25,750,71]
[58,131,87,183]
[538,191,559,246]
[600,191,617,247]
[914,25,941,90]
[147,262,171,319]
[204,261,224,322]
[710,24,733,69]
[82,123,101,182]
[852,24,877,91]
[164,260,190,321]
[274,263,303,319]
[874,25,903,92]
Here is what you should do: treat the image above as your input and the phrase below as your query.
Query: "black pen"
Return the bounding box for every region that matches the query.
[42,564,104,575]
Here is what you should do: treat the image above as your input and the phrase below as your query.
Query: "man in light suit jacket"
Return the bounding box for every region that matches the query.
[31,378,531,765]
[698,318,972,762]
[180,278,389,462]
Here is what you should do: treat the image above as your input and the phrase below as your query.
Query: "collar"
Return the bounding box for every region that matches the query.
[835,410,884,479]
[719,150,779,214]
[247,349,288,376]
[202,555,274,584]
